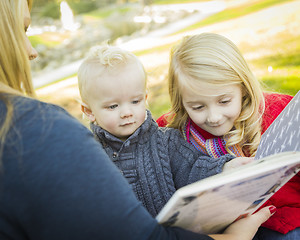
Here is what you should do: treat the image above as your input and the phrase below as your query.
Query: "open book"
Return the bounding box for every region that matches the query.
[156,91,300,234]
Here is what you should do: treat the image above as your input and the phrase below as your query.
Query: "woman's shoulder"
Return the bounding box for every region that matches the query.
[3,95,95,177]
[11,95,84,129]
[12,95,71,119]
[9,95,89,147]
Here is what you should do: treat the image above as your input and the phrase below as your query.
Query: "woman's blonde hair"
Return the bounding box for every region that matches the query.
[167,33,264,156]
[0,0,34,160]
[78,44,146,105]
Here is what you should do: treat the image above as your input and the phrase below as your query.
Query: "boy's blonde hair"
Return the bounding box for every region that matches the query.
[78,45,146,105]
[167,33,264,156]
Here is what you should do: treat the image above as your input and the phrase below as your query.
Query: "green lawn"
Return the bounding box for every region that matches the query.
[29,34,62,48]
[176,0,293,33]
[154,0,207,4]
[249,34,300,96]
[35,0,300,121]
[145,1,300,118]
[83,5,132,19]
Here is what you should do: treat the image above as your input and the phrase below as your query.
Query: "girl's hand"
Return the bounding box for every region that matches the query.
[223,157,254,171]
[209,206,275,240]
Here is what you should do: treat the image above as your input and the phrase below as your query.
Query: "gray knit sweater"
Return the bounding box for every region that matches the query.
[91,110,234,217]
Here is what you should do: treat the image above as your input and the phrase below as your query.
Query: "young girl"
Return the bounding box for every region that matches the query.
[157,32,300,239]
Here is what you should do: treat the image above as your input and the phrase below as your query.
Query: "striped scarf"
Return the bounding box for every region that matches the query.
[182,119,245,158]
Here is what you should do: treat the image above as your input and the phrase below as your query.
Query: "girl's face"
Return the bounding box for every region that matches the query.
[181,83,243,136]
[24,0,38,60]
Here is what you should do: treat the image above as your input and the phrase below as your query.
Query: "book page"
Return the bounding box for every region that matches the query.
[157,152,300,234]
[255,91,300,159]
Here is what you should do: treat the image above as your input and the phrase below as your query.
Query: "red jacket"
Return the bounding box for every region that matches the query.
[259,93,299,234]
[157,92,299,234]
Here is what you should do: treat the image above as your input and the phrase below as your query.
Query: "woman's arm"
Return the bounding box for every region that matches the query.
[2,101,213,240]
[1,99,271,240]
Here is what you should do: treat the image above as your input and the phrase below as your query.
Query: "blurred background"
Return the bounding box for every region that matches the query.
[30,0,300,127]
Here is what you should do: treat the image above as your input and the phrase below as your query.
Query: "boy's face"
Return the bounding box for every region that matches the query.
[84,61,147,141]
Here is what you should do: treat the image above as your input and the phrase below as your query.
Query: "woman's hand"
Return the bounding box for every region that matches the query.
[209,206,275,240]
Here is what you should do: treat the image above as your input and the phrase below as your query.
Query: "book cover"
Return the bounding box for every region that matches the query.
[256,90,300,159]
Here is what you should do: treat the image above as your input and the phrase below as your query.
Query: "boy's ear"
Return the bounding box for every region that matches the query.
[81,103,96,122]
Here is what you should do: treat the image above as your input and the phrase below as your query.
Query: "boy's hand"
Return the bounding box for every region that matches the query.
[223,157,254,171]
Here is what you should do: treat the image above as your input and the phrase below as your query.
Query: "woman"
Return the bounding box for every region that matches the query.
[0,0,272,239]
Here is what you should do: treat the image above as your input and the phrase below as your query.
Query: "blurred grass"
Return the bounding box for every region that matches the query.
[36,0,300,121]
[260,76,299,96]
[30,5,134,47]
[176,0,293,34]
[134,43,173,56]
[146,66,170,118]
[154,0,208,4]
[248,34,300,96]
[29,34,64,48]
[145,0,300,119]
[83,6,132,19]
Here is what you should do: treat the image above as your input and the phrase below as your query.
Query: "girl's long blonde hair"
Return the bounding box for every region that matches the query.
[0,0,34,160]
[167,33,264,156]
